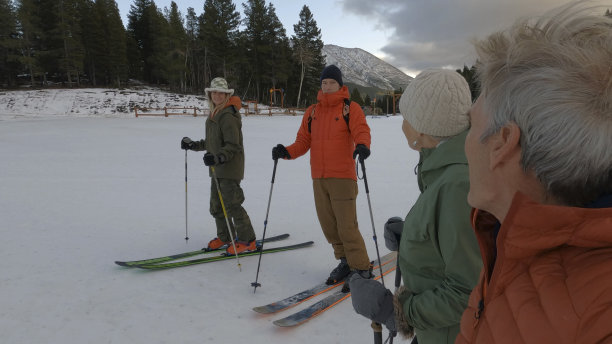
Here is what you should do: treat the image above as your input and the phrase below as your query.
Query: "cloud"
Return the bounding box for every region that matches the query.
[339,0,577,72]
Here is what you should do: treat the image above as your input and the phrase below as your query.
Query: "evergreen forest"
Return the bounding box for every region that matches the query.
[0,0,327,107]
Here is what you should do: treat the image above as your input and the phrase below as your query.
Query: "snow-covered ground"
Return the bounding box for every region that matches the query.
[0,88,419,343]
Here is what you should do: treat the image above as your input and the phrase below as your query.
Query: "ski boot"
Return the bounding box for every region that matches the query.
[342,264,374,293]
[325,257,351,285]
[226,240,258,255]
[207,237,230,251]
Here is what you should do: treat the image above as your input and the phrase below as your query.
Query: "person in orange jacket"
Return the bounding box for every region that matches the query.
[456,3,612,343]
[272,65,372,292]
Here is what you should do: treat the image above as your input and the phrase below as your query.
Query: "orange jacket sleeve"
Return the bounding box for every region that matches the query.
[285,104,315,159]
[348,102,371,148]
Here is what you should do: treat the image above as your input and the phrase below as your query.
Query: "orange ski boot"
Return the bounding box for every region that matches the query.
[226,240,258,255]
[207,237,230,251]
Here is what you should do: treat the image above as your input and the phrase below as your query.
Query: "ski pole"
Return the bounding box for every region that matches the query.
[356,157,386,344]
[251,158,278,293]
[357,158,385,285]
[388,253,402,344]
[184,149,189,242]
[211,166,241,271]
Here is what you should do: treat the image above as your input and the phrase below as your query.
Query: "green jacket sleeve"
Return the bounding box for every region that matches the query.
[190,139,206,151]
[400,179,482,330]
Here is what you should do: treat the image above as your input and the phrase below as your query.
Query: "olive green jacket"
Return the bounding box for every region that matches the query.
[397,130,482,344]
[190,96,245,180]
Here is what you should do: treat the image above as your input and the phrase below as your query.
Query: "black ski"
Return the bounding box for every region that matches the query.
[115,233,290,267]
[272,255,397,327]
[253,251,397,314]
[134,241,314,270]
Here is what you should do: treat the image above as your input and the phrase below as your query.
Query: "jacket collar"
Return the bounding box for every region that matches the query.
[210,96,242,121]
[316,86,350,107]
[417,130,468,190]
[474,192,612,261]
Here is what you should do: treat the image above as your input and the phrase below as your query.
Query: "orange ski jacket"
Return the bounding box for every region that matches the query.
[286,86,371,180]
[456,192,612,344]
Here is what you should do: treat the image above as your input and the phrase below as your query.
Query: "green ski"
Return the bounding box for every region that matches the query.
[115,233,290,267]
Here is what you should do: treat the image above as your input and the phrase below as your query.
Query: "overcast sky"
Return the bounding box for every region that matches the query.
[116,0,610,76]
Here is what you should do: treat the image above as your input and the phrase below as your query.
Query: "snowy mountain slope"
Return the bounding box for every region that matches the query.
[323,44,413,90]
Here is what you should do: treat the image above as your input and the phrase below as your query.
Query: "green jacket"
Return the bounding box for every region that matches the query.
[191,96,245,180]
[397,130,482,344]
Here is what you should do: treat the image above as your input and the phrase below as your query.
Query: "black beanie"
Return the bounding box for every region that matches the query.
[320,65,343,86]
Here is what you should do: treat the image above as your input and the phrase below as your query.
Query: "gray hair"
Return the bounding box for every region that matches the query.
[474,1,612,206]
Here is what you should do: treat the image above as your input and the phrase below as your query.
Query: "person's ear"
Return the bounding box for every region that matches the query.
[489,122,521,170]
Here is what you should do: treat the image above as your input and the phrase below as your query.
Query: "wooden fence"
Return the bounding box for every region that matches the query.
[134,106,208,117]
[134,105,305,117]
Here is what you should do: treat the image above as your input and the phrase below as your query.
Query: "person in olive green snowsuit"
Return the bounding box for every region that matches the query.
[181,77,256,255]
[350,69,482,344]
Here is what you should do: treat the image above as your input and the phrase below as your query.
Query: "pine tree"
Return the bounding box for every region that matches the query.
[350,87,364,106]
[456,65,479,101]
[265,2,291,104]
[16,0,45,85]
[85,0,127,87]
[56,0,86,86]
[164,2,187,91]
[185,7,200,92]
[291,5,325,107]
[199,0,240,84]
[0,0,20,87]
[364,93,371,106]
[127,0,169,83]
[147,5,172,85]
[243,0,291,103]
[242,0,268,101]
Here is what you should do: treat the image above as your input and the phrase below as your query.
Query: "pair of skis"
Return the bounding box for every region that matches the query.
[253,251,397,327]
[116,237,396,328]
[115,234,313,269]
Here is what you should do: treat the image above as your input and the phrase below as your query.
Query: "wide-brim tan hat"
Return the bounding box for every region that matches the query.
[205,77,234,96]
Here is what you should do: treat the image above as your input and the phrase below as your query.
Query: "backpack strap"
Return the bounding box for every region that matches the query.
[343,98,351,132]
[307,105,315,133]
[307,99,352,133]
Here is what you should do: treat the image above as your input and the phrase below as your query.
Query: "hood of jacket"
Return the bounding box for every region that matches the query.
[225,96,242,111]
[316,85,350,107]
[496,192,612,259]
[417,130,468,192]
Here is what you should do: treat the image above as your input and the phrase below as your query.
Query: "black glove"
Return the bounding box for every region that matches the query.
[353,144,370,161]
[181,137,194,150]
[272,144,291,160]
[203,153,226,166]
[384,216,404,251]
[350,274,397,332]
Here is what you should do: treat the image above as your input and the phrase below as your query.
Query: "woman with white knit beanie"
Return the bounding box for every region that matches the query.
[350,69,482,344]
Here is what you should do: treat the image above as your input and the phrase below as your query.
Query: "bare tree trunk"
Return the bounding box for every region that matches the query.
[297,59,305,108]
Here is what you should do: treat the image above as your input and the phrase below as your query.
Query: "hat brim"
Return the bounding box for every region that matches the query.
[205,87,234,96]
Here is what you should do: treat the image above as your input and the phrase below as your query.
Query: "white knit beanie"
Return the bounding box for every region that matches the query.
[399,69,471,137]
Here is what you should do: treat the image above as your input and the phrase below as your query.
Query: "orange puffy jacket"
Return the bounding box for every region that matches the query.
[456,192,612,344]
[286,86,370,181]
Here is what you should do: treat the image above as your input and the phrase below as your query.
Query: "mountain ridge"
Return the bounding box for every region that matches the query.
[322,44,413,95]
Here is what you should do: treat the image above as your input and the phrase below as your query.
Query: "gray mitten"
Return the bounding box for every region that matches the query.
[384,216,404,251]
[349,273,396,332]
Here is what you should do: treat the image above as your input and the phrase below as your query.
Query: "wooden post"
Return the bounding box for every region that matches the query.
[135,107,138,117]
[164,107,168,117]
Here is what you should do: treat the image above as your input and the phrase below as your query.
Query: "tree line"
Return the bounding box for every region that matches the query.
[0,0,326,107]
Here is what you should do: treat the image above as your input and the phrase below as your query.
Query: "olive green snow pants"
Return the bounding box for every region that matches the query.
[312,178,371,270]
[210,178,256,243]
